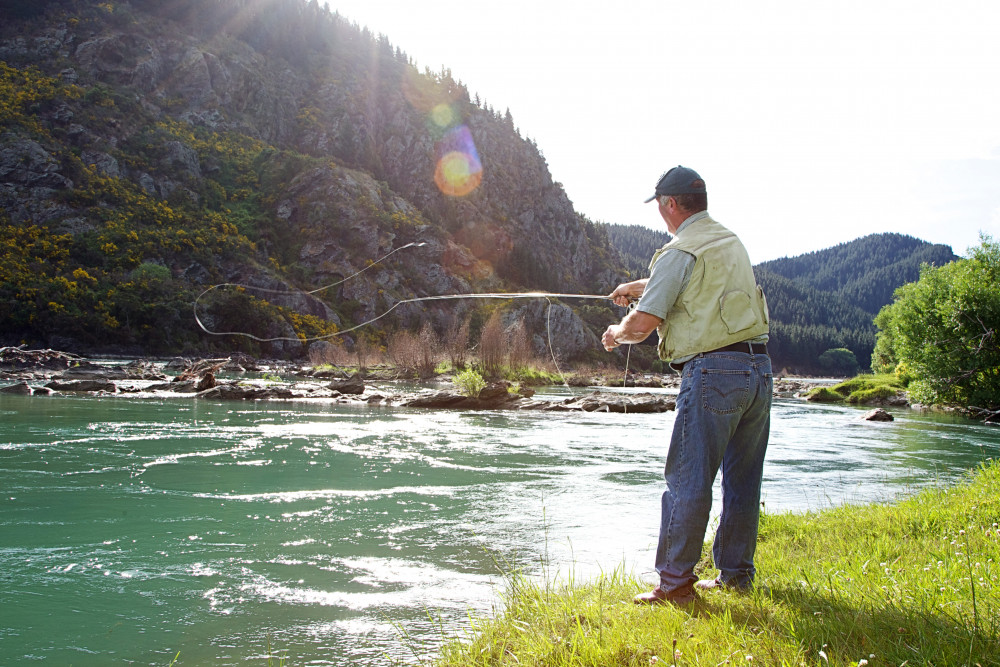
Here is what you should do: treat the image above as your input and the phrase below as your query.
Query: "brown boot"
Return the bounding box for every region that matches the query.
[633,584,696,606]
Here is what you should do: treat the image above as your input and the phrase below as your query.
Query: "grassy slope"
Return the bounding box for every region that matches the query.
[436,460,1000,666]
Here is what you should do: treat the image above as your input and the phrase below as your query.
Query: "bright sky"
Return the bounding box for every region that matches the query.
[329,0,1000,263]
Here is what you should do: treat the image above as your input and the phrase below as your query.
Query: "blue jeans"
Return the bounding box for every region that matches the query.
[655,351,772,592]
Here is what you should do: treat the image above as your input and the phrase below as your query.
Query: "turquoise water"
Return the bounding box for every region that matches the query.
[2,388,998,665]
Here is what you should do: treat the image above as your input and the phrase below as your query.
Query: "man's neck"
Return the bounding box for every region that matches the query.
[672,210,710,235]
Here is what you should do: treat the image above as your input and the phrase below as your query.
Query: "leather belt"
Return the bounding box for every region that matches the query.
[706,342,768,356]
[671,342,768,373]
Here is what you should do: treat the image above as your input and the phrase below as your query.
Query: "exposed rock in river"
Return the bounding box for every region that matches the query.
[862,408,894,422]
[45,379,117,393]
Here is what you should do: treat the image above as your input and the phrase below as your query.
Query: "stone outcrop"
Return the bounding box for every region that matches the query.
[0,347,86,371]
[1,381,33,395]
[401,383,675,413]
[45,379,116,392]
[327,375,364,395]
[862,408,894,422]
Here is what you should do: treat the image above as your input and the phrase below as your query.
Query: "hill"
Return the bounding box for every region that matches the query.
[602,222,671,280]
[0,2,961,373]
[0,0,623,359]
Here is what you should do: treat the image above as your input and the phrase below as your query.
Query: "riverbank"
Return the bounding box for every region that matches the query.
[0,347,823,411]
[436,460,1000,666]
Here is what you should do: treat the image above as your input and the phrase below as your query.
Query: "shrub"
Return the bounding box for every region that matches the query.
[387,330,422,376]
[453,367,486,397]
[817,347,860,376]
[505,317,533,370]
[478,310,505,378]
[417,321,440,378]
[873,235,1000,407]
[443,313,470,369]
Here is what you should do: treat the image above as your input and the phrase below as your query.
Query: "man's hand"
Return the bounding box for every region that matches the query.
[602,310,662,351]
[602,325,621,351]
[608,279,648,308]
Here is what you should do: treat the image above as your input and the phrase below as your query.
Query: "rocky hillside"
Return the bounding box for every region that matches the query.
[0,0,622,359]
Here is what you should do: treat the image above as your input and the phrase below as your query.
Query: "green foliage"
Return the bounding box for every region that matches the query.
[602,222,671,278]
[807,373,905,404]
[758,232,958,314]
[501,365,563,386]
[816,347,859,376]
[844,384,898,404]
[754,233,956,373]
[0,61,81,136]
[804,386,843,402]
[453,367,486,397]
[831,373,904,395]
[873,235,1000,408]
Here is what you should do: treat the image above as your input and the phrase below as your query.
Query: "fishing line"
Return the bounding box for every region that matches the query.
[192,241,635,383]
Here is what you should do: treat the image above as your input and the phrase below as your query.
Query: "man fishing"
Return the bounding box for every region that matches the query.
[602,166,772,606]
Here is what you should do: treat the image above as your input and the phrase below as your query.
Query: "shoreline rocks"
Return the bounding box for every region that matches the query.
[8,349,989,420]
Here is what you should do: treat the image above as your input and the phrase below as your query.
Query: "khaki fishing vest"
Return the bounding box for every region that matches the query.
[649,216,769,361]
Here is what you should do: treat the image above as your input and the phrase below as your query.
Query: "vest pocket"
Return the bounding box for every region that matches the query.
[757,285,769,324]
[719,290,759,334]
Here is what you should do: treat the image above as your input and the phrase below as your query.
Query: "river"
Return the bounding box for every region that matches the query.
[2,384,998,665]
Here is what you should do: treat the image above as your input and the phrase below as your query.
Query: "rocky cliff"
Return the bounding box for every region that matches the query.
[0,0,621,358]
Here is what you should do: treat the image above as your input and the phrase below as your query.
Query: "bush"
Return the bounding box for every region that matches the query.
[387,330,422,376]
[478,310,505,378]
[416,321,440,378]
[817,347,860,376]
[443,313,470,369]
[453,367,486,397]
[873,235,1000,407]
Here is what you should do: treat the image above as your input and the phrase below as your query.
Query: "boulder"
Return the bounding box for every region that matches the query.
[863,408,894,422]
[548,391,675,414]
[0,381,32,395]
[196,384,252,400]
[327,375,364,395]
[45,379,116,392]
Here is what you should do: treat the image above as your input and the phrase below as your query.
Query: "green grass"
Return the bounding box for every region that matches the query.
[501,365,565,386]
[806,387,845,403]
[806,374,907,405]
[436,460,1000,666]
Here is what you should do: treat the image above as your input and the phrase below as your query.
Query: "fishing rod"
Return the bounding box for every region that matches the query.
[192,241,635,384]
[195,287,614,343]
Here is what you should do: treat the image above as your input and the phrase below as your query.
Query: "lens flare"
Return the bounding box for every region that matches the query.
[435,151,482,197]
[430,103,455,128]
[434,126,482,197]
[400,69,483,197]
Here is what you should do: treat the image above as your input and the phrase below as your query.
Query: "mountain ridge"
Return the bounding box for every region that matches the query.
[0,1,962,375]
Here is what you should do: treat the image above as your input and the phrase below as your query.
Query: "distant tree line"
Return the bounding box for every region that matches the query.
[603,222,671,280]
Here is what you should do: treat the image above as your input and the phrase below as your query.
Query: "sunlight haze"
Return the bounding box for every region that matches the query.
[329,0,1000,262]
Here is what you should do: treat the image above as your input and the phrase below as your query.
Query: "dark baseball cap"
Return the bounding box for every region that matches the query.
[643,166,706,203]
